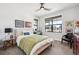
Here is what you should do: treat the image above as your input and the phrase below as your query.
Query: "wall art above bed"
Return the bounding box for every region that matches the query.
[15,20,24,28]
[25,21,32,28]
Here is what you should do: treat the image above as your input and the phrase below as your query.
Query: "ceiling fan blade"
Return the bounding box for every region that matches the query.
[44,8,51,11]
[35,8,41,12]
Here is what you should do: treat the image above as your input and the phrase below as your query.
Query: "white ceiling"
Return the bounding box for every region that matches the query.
[0,3,79,17]
[34,3,79,16]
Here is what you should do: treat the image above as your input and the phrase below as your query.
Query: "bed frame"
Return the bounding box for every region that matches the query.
[18,42,52,55]
[33,42,52,55]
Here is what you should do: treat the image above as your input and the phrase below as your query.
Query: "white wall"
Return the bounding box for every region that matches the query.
[0,4,79,41]
[38,6,79,41]
[0,4,35,34]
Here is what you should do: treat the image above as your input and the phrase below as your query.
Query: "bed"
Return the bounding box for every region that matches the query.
[16,31,53,55]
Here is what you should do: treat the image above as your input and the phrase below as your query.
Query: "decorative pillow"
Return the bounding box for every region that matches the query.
[24,32,30,35]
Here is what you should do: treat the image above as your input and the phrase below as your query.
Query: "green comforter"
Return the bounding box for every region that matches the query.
[19,34,47,55]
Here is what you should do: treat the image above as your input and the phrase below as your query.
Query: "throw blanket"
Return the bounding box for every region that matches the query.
[19,34,47,55]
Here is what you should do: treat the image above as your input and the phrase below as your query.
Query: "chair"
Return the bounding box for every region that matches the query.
[61,33,74,48]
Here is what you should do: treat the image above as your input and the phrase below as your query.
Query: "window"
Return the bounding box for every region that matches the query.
[45,15,62,33]
[45,20,53,32]
[34,19,38,31]
[53,20,62,33]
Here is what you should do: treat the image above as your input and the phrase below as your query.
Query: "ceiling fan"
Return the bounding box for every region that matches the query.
[36,3,51,12]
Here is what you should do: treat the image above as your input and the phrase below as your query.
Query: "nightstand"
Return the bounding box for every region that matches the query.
[3,39,13,48]
[11,39,16,46]
[3,39,16,49]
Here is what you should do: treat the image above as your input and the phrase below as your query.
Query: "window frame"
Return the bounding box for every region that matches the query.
[34,19,38,31]
[45,15,62,33]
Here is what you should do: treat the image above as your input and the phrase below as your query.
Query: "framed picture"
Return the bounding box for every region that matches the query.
[65,21,74,27]
[65,20,74,33]
[75,21,79,27]
[25,21,32,28]
[74,20,79,34]
[15,20,24,28]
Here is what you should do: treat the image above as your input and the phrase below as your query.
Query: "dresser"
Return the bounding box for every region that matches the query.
[73,34,79,55]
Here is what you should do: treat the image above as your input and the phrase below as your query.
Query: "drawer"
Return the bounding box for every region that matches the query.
[77,47,79,51]
[73,46,77,49]
[73,50,77,54]
[77,50,79,55]
[77,38,79,42]
[77,43,79,47]
[77,41,79,43]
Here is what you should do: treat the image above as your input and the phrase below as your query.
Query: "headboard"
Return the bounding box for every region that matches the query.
[15,29,23,37]
[15,28,33,37]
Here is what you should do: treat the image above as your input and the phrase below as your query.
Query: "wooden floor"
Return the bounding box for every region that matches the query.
[0,40,73,55]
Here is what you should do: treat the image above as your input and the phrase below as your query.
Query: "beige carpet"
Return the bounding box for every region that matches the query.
[0,40,73,55]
